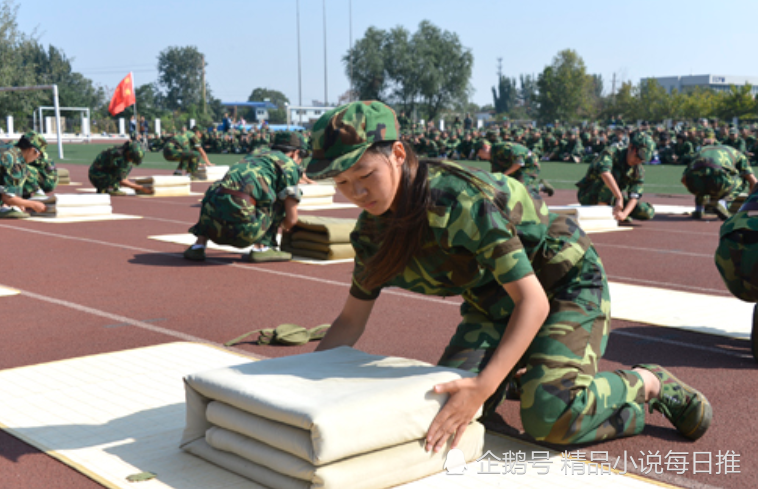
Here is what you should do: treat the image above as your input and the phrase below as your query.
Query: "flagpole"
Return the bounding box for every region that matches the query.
[131,72,138,138]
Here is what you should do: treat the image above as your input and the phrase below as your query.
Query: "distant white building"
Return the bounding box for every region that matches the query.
[287,106,331,125]
[643,75,758,95]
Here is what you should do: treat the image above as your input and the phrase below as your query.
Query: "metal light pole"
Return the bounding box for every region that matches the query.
[296,0,303,124]
[349,0,353,102]
[323,0,328,106]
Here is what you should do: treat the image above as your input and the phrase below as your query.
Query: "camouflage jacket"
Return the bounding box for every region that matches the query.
[560,138,584,157]
[722,137,747,154]
[490,142,540,184]
[168,131,201,151]
[675,141,695,158]
[90,146,133,182]
[0,142,27,198]
[22,156,58,195]
[715,188,758,302]
[350,162,593,318]
[685,146,753,179]
[221,149,302,205]
[578,146,646,198]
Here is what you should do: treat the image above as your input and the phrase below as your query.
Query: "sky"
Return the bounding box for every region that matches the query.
[15,0,758,109]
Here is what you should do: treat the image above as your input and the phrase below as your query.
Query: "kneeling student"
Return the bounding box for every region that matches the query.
[184,132,308,263]
[88,142,152,195]
[0,131,49,218]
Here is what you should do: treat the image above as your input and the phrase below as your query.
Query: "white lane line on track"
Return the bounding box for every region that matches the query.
[0,224,453,306]
[0,282,253,356]
[594,242,714,258]
[611,330,752,360]
[607,275,731,296]
[3,224,746,356]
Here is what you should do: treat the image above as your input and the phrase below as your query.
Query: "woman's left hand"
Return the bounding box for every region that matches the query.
[426,377,491,453]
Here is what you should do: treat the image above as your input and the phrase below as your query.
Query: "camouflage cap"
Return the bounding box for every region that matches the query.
[629,132,656,163]
[273,131,309,151]
[126,141,145,164]
[306,101,400,180]
[715,209,758,302]
[18,131,47,153]
[729,128,739,135]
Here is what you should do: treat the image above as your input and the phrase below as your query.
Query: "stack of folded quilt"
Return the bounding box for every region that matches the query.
[134,175,192,196]
[31,194,112,217]
[548,205,619,231]
[56,168,71,185]
[280,216,356,261]
[181,347,485,489]
[300,185,337,208]
[204,165,230,181]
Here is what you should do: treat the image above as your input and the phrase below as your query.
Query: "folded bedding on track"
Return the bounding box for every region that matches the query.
[281,215,356,261]
[181,347,485,489]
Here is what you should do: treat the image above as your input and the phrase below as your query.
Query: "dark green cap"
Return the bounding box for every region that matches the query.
[18,131,47,154]
[273,131,309,151]
[629,132,656,163]
[307,101,400,180]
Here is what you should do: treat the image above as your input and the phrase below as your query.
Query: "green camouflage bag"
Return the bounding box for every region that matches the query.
[225,323,330,346]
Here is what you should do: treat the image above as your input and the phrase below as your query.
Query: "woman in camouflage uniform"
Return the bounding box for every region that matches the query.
[88,142,150,196]
[307,101,711,450]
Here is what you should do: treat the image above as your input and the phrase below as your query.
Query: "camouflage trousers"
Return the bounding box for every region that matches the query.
[437,247,647,445]
[22,164,58,197]
[88,168,123,193]
[577,183,655,220]
[163,144,200,173]
[682,167,745,206]
[189,182,284,248]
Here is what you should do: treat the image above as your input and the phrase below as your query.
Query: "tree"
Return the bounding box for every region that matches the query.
[517,74,538,118]
[492,76,516,114]
[343,27,387,101]
[637,78,672,121]
[344,21,473,121]
[384,26,419,115]
[411,21,473,121]
[0,0,45,128]
[135,83,164,122]
[536,49,592,123]
[714,84,756,120]
[248,87,289,124]
[157,46,206,111]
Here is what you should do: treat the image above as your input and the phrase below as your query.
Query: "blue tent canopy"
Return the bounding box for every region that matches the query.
[221,101,278,109]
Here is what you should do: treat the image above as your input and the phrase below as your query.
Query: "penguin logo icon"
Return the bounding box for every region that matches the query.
[444,448,467,475]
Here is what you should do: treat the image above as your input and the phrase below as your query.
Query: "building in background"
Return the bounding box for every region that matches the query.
[643,75,758,95]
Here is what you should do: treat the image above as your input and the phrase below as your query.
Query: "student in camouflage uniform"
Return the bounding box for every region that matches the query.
[0,131,48,218]
[715,185,758,303]
[478,141,554,197]
[576,132,657,222]
[722,128,747,154]
[714,185,758,360]
[184,131,308,263]
[559,130,584,163]
[88,142,150,195]
[682,145,757,220]
[162,127,214,178]
[21,149,58,198]
[307,101,711,449]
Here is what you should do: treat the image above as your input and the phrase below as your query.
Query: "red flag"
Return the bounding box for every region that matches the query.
[108,73,136,116]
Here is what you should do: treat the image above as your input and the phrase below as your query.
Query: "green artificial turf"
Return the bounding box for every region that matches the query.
[53,144,691,195]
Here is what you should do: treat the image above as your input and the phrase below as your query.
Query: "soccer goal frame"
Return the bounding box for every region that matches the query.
[34,106,91,139]
[0,84,64,158]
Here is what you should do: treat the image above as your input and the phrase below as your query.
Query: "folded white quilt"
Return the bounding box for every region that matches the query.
[181,347,483,465]
[198,422,484,489]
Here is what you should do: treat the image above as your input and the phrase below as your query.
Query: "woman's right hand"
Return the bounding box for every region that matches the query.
[28,201,47,213]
